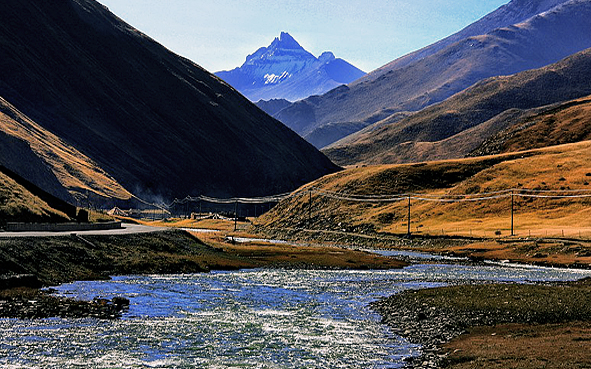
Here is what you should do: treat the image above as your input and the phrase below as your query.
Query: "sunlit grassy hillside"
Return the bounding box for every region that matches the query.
[0,96,133,201]
[473,94,591,156]
[324,47,591,166]
[0,171,70,224]
[256,141,591,239]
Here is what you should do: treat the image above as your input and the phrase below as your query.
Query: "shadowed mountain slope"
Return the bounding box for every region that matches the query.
[274,0,591,148]
[255,99,293,118]
[0,0,338,202]
[323,47,591,166]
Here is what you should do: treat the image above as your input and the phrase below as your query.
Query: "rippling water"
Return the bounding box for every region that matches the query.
[2,261,590,368]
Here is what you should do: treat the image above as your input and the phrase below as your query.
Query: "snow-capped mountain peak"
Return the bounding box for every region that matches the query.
[216,32,365,102]
[243,32,315,73]
[319,51,336,63]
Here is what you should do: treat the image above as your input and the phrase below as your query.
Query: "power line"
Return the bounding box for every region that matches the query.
[131,186,591,212]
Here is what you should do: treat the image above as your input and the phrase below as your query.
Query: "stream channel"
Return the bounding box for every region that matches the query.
[1,250,591,368]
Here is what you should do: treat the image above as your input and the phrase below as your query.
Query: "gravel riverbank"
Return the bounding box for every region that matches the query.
[371,286,490,368]
[0,230,236,320]
[371,279,591,368]
[0,229,406,320]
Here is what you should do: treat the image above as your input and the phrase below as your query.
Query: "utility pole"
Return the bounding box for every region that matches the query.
[234,200,238,231]
[407,195,411,237]
[308,189,312,227]
[511,190,515,236]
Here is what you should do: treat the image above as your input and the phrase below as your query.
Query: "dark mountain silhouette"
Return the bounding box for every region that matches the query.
[0,0,339,204]
[216,32,365,102]
[323,48,591,165]
[273,0,591,148]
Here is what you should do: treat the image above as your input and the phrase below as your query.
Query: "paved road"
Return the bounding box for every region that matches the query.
[0,223,169,238]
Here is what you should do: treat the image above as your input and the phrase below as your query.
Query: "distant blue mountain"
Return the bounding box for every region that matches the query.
[215,32,365,102]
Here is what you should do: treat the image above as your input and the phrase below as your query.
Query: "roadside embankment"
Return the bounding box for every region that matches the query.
[372,278,591,368]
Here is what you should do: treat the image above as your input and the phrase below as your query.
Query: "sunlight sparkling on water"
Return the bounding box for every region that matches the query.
[1,262,591,368]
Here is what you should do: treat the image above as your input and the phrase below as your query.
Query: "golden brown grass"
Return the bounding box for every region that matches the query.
[424,239,591,267]
[396,280,591,368]
[500,95,591,155]
[87,210,115,223]
[256,141,591,265]
[0,171,70,222]
[120,218,407,270]
[190,230,407,270]
[143,217,248,232]
[444,322,591,369]
[440,280,591,368]
[0,97,132,200]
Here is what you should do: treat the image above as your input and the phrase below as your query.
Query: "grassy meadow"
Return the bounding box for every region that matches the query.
[254,141,591,266]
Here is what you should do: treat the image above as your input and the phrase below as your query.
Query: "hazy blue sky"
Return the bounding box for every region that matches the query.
[97,0,509,73]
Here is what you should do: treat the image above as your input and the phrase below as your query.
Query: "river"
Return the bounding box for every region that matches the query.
[1,257,590,368]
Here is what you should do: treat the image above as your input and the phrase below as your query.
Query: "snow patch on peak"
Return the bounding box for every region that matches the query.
[264,71,291,85]
[214,31,366,101]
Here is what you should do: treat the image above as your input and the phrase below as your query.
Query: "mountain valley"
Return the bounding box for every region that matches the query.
[2,2,591,367]
[0,0,338,208]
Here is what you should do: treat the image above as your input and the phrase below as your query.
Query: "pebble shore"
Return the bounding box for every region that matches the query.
[372,286,535,368]
[0,291,129,320]
[0,274,130,320]
[372,290,463,368]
